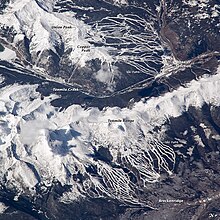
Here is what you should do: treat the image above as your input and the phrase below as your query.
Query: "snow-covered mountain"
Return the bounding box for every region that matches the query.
[0,0,167,96]
[0,0,220,219]
[0,64,220,214]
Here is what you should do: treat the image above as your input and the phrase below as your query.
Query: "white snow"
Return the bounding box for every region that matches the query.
[0,0,219,202]
[0,0,166,92]
[0,203,8,214]
[0,46,16,61]
[212,135,220,140]
[211,5,220,18]
[19,119,53,145]
[150,65,220,119]
[0,0,115,71]
[195,12,210,19]
[182,0,209,7]
[182,0,219,25]
[0,74,5,84]
[112,0,128,6]
[0,64,220,205]
[182,0,198,7]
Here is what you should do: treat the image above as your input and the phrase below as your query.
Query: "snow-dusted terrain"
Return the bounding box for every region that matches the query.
[0,0,168,95]
[0,0,219,219]
[1,0,218,97]
[0,0,99,62]
[0,46,16,61]
[0,64,219,207]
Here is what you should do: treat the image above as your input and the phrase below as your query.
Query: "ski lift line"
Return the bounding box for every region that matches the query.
[125,61,158,75]
[130,35,157,43]
[125,62,151,75]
